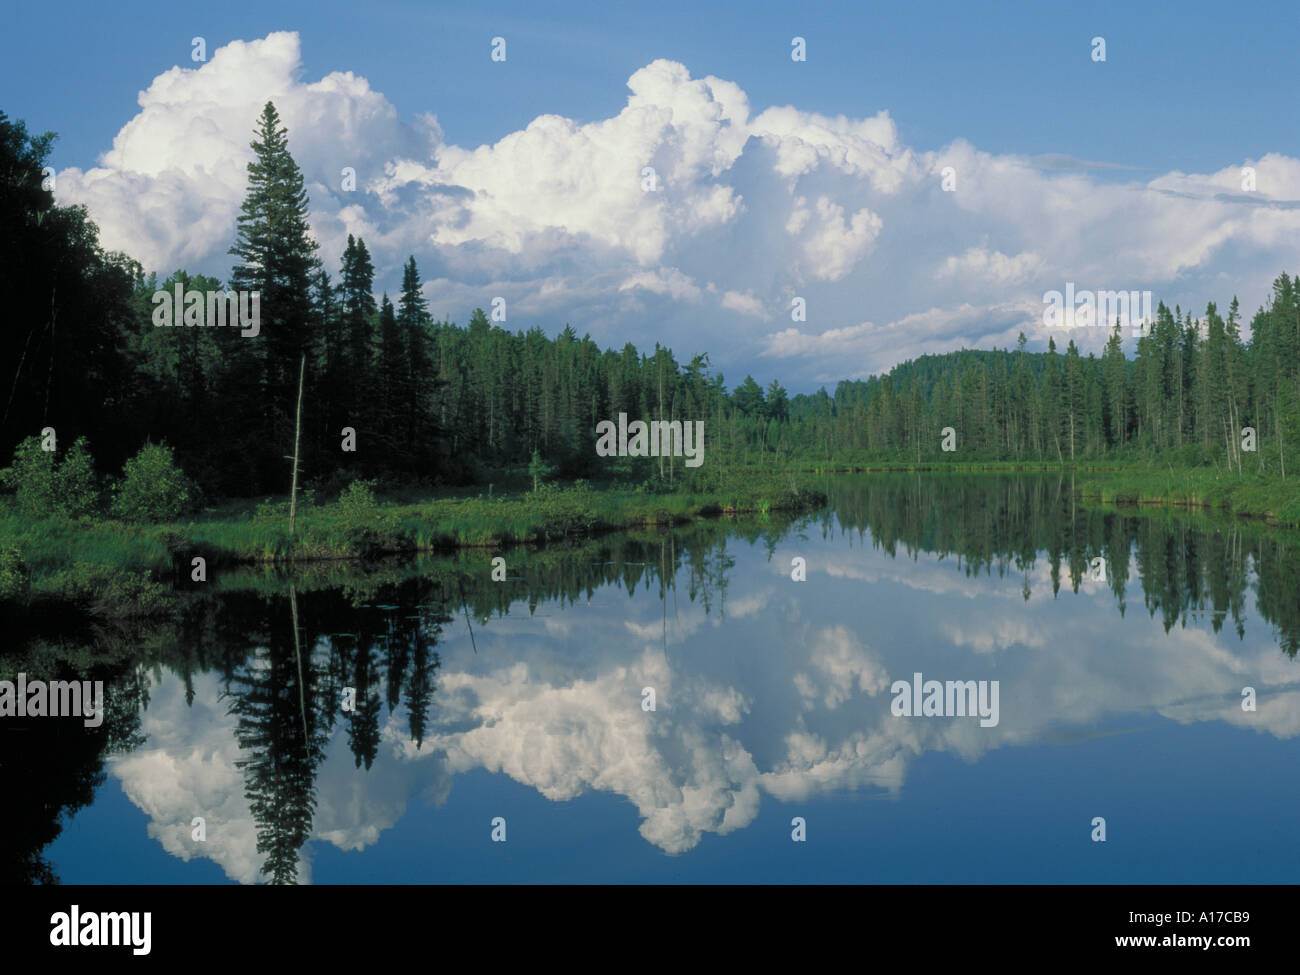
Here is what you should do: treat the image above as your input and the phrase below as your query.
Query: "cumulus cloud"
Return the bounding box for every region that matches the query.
[56,31,1300,389]
[720,288,767,317]
[794,625,891,708]
[938,247,1044,286]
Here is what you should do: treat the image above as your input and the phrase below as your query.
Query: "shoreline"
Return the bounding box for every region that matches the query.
[3,464,1298,616]
[0,478,827,612]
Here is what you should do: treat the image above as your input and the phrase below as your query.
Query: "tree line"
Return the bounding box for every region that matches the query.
[787,290,1300,471]
[3,102,1299,506]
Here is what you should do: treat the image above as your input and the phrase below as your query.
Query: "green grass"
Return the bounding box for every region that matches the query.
[0,512,174,579]
[1076,468,1300,525]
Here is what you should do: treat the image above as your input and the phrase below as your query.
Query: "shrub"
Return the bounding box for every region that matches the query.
[58,439,99,517]
[0,545,28,600]
[337,478,379,526]
[336,479,403,556]
[111,442,193,523]
[0,435,99,518]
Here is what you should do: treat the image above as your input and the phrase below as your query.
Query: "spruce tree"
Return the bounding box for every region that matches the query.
[397,256,439,471]
[311,268,340,468]
[376,293,403,463]
[338,234,377,449]
[228,101,320,489]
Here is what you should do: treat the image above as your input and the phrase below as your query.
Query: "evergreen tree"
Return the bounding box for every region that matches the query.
[228,101,320,490]
[338,234,377,452]
[398,256,438,471]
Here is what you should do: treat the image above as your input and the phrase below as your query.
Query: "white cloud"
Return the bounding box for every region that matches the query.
[786,195,883,281]
[55,31,1300,388]
[619,267,703,303]
[720,289,766,317]
[938,247,1044,285]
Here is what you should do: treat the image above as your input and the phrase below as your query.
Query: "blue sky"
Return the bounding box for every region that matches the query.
[4,0,1299,391]
[10,1,1298,174]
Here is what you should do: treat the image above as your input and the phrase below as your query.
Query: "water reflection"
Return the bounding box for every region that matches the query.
[7,475,1300,883]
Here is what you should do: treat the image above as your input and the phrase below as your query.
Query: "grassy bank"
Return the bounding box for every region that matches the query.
[1074,469,1300,526]
[0,475,825,611]
[5,462,1297,616]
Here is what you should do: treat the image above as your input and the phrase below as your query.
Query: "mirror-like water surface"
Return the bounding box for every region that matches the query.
[9,475,1300,883]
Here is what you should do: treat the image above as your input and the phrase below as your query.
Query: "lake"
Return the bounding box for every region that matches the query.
[9,474,1300,883]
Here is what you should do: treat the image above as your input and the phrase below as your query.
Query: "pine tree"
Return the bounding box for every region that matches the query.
[1043,338,1063,460]
[338,234,377,444]
[228,101,320,489]
[376,293,403,463]
[397,256,437,469]
[311,268,341,468]
[1102,320,1128,448]
[1064,340,1084,460]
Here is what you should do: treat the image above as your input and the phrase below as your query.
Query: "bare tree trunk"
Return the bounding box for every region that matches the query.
[288,353,305,539]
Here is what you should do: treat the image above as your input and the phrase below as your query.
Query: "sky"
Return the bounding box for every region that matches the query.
[3,0,1299,393]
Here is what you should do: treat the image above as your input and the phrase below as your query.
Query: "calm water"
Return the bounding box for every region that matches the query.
[8,474,1300,883]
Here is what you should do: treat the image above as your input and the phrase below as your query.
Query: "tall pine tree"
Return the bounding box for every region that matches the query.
[228,102,320,491]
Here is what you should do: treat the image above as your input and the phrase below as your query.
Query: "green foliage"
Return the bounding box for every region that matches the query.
[58,440,99,518]
[254,488,315,520]
[0,437,57,515]
[335,479,403,556]
[337,478,379,524]
[0,112,141,482]
[528,449,556,492]
[110,442,193,523]
[732,375,767,417]
[0,435,99,518]
[0,545,28,599]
